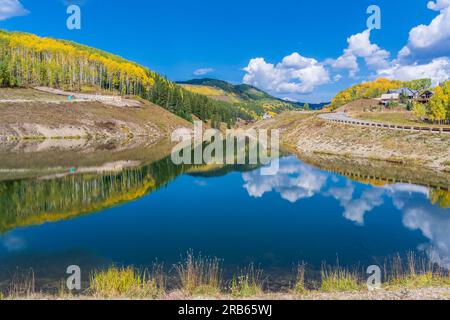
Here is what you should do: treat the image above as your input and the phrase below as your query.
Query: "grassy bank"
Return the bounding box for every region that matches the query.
[2,252,450,300]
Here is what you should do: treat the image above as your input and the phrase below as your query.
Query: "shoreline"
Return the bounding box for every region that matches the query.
[5,287,450,300]
[3,255,450,301]
[251,112,450,173]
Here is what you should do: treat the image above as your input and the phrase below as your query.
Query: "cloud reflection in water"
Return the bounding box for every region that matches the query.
[242,156,450,269]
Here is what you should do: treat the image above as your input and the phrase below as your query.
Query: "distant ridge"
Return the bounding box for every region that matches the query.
[178,78,329,110]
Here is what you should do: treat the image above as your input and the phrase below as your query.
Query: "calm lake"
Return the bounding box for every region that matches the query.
[0,145,449,290]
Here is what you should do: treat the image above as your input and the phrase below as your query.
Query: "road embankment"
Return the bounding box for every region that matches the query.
[251,112,450,172]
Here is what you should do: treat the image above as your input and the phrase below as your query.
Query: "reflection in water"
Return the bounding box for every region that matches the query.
[0,149,260,233]
[243,156,450,269]
[0,157,174,233]
[243,160,328,202]
[0,152,450,290]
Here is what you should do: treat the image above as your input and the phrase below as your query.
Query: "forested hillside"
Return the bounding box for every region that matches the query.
[179,78,298,117]
[0,30,244,126]
[330,77,450,124]
[180,78,330,115]
[178,78,275,101]
[330,78,402,109]
[330,78,433,110]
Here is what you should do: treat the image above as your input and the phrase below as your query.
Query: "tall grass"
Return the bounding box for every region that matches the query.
[385,252,450,289]
[320,263,361,292]
[3,251,450,299]
[8,269,35,298]
[231,264,264,297]
[293,262,307,294]
[90,265,164,299]
[175,251,222,296]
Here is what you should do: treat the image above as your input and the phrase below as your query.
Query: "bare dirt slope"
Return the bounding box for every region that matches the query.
[0,89,191,142]
[335,98,380,113]
[253,112,450,172]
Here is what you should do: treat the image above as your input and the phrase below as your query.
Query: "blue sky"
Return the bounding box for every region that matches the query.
[1,0,449,102]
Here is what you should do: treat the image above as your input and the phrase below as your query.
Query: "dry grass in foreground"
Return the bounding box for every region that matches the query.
[2,252,450,300]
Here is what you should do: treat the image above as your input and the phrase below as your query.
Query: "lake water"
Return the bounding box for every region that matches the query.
[0,150,449,290]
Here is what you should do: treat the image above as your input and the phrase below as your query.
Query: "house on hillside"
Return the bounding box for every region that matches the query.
[380,93,400,106]
[387,88,419,99]
[379,87,428,106]
[417,90,434,104]
[262,113,273,120]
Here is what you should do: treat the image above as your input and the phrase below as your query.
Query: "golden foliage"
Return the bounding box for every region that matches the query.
[0,30,154,94]
[430,189,450,208]
[331,78,402,109]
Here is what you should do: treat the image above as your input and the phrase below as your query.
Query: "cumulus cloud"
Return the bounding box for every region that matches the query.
[193,68,214,76]
[330,54,359,77]
[428,0,450,10]
[242,52,330,95]
[378,1,450,85]
[377,57,450,85]
[332,15,450,84]
[241,1,450,101]
[0,0,28,20]
[399,0,450,60]
[330,29,391,77]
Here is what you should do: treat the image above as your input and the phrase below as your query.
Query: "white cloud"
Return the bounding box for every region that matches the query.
[427,0,450,11]
[193,68,214,76]
[377,57,450,85]
[346,29,380,58]
[330,29,390,77]
[330,54,359,77]
[0,0,28,21]
[242,1,450,100]
[242,52,330,95]
[330,18,450,84]
[399,1,450,60]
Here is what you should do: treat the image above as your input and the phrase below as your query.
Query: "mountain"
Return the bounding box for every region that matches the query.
[178,78,329,113]
[178,78,274,102]
[178,78,296,117]
[292,101,330,110]
[0,30,244,126]
[178,78,291,107]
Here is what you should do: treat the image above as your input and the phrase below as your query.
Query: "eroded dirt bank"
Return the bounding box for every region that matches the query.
[0,100,190,142]
[252,112,450,173]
